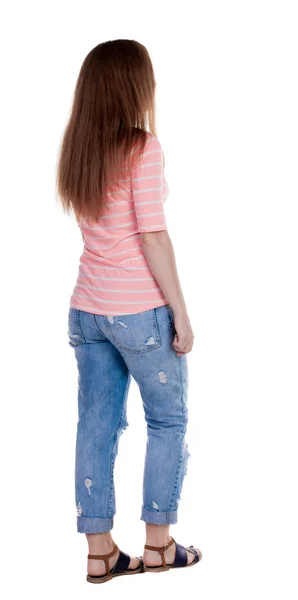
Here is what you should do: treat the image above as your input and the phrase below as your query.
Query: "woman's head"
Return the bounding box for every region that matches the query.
[56,39,158,222]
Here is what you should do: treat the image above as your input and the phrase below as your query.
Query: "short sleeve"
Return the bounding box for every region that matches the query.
[131,134,168,233]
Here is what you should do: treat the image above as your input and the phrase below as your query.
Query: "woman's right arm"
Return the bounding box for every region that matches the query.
[140,230,194,356]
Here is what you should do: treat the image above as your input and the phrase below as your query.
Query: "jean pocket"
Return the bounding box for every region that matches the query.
[105,308,161,353]
[67,307,85,347]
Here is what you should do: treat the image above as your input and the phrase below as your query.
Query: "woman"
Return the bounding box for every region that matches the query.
[56,38,202,584]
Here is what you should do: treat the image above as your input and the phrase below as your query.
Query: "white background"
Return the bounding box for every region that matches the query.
[1,1,297,598]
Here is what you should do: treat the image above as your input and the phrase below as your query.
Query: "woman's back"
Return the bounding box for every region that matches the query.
[69,132,169,316]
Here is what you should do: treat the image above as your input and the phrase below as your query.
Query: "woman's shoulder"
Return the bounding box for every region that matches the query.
[131,132,163,166]
[145,131,162,149]
[132,131,161,155]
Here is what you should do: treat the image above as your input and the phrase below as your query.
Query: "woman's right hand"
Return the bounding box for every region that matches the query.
[171,310,195,356]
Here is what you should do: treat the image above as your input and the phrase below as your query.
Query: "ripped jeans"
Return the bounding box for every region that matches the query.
[67,303,190,533]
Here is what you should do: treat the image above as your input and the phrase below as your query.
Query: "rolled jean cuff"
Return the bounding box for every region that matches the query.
[77,515,114,533]
[141,507,177,525]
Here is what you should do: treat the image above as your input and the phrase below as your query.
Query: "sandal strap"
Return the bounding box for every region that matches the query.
[144,537,175,568]
[144,536,175,552]
[88,543,119,576]
[110,549,131,574]
[172,541,188,567]
[88,543,119,561]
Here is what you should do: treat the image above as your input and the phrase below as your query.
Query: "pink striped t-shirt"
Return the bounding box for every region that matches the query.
[69,132,169,316]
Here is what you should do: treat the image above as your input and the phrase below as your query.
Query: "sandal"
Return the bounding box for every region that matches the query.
[143,536,202,572]
[86,543,144,584]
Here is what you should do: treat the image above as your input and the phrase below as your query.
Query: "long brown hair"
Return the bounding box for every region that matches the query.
[55,39,160,223]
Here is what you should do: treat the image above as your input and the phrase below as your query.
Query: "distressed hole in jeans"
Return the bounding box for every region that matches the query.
[77,502,83,516]
[118,320,128,328]
[158,370,167,384]
[145,336,155,345]
[85,478,92,495]
[107,316,114,324]
[152,500,159,509]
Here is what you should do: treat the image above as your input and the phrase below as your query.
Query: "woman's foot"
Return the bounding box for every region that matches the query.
[86,532,141,577]
[143,524,201,568]
[143,535,200,567]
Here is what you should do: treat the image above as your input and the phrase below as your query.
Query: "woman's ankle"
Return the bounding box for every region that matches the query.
[145,523,171,547]
[86,531,115,553]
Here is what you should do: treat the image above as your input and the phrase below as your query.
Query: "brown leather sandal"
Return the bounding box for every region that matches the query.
[143,536,202,572]
[87,543,144,584]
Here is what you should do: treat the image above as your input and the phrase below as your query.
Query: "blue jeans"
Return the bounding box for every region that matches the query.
[67,303,190,533]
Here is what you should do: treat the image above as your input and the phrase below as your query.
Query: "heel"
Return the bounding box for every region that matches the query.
[143,537,175,572]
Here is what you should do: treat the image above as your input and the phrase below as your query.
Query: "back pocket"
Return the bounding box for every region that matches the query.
[67,307,85,347]
[105,308,161,353]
